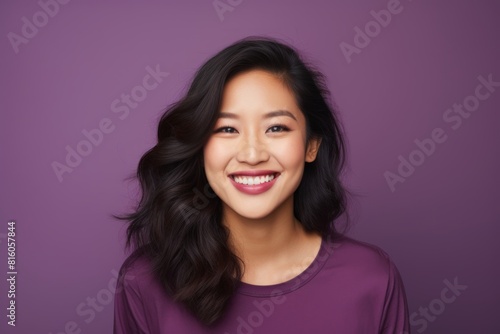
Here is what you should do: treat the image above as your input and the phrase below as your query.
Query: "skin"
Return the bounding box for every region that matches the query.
[203,69,323,285]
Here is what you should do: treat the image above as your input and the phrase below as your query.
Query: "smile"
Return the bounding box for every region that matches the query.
[231,174,275,185]
[228,171,280,195]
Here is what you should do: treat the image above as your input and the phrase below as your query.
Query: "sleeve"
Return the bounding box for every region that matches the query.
[113,263,150,334]
[379,259,411,334]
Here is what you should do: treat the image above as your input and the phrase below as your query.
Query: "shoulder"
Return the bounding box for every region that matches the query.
[327,234,399,281]
[116,248,157,291]
[331,235,393,263]
[323,236,410,331]
[322,234,408,310]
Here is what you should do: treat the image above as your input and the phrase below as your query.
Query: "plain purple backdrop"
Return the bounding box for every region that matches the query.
[1,1,499,333]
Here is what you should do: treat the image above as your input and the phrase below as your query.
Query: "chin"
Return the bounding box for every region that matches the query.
[225,197,291,221]
[235,209,275,220]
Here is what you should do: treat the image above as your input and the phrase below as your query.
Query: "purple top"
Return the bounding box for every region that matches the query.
[113,234,410,333]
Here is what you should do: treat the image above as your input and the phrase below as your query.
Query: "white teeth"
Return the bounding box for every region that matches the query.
[232,174,276,185]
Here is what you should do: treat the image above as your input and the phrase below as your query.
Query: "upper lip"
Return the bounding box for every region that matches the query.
[229,170,280,177]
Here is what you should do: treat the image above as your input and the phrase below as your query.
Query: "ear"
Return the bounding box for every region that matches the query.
[305,137,322,162]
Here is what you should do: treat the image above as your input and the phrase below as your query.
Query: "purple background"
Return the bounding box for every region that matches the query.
[1,0,499,333]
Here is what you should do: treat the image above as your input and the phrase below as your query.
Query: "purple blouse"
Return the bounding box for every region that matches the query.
[113,234,410,333]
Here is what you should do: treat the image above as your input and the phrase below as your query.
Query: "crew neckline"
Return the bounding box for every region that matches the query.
[236,232,333,297]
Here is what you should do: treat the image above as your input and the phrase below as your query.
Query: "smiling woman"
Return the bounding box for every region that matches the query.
[113,36,410,333]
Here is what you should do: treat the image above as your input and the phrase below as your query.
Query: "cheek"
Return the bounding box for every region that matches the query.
[203,141,215,174]
[272,135,307,167]
[203,140,229,178]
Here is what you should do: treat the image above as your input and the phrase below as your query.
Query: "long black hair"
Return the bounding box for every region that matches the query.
[115,36,351,326]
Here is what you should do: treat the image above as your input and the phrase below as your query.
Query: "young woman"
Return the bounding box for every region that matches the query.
[113,36,410,333]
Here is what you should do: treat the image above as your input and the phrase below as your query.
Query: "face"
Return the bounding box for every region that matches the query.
[203,69,321,220]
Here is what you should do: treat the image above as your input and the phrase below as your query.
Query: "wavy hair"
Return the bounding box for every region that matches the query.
[115,36,351,326]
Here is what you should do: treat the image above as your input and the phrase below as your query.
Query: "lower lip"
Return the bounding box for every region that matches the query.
[229,175,279,195]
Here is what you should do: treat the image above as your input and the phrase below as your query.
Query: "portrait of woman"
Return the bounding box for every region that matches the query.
[113,36,410,333]
[3,1,499,333]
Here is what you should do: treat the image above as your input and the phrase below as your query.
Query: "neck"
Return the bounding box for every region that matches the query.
[222,197,318,283]
[223,197,293,251]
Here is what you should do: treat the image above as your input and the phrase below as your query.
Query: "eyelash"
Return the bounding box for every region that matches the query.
[214,124,290,133]
[267,124,290,133]
[214,126,237,133]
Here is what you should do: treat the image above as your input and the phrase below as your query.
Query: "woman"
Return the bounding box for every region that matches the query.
[113,36,410,333]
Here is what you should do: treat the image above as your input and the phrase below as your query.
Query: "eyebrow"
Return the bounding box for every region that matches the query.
[218,110,297,121]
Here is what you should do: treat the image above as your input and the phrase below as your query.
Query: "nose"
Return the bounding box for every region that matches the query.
[236,133,270,165]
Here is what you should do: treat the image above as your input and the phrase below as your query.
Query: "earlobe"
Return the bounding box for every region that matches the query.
[305,137,322,162]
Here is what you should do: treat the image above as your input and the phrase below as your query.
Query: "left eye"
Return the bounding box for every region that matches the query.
[267,125,289,133]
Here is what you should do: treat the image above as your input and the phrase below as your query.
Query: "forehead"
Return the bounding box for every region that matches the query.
[219,69,300,116]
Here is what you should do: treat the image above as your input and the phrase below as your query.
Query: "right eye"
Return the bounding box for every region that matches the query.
[214,126,237,133]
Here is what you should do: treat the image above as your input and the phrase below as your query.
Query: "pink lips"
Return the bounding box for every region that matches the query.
[228,170,280,195]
